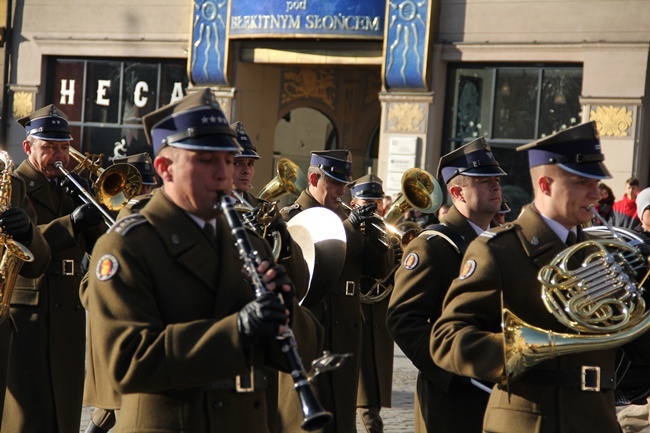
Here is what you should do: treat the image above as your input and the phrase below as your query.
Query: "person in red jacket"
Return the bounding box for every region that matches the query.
[610,177,641,228]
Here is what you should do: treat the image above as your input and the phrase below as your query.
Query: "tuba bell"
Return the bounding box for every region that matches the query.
[0,151,34,324]
[237,158,308,260]
[258,158,307,202]
[359,168,443,304]
[502,206,650,387]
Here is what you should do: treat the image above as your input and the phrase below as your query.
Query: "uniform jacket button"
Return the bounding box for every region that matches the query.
[54,304,59,309]
[212,401,223,410]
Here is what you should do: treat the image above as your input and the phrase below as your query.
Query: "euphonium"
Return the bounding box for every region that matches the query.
[236,158,307,260]
[358,168,443,304]
[0,151,34,323]
[502,205,650,386]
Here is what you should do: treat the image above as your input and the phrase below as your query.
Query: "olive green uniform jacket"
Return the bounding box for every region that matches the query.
[431,204,650,433]
[388,205,489,432]
[85,189,323,433]
[278,190,394,433]
[0,175,51,426]
[4,160,104,433]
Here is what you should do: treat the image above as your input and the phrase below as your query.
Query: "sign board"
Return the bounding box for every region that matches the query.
[229,0,385,39]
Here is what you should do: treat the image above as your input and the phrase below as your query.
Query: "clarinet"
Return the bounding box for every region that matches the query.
[218,192,333,432]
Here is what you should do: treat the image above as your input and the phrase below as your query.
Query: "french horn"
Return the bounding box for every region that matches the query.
[502,205,650,387]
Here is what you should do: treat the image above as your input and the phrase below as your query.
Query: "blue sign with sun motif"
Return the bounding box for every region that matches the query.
[190,0,230,86]
[384,0,432,90]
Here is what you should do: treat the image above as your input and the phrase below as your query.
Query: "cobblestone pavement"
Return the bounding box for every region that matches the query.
[79,344,418,432]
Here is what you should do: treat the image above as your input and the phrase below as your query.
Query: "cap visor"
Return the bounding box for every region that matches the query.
[558,162,612,180]
[30,132,73,141]
[168,135,241,153]
[322,170,352,184]
[460,166,508,177]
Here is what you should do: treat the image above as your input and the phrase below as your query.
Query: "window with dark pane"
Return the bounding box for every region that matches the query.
[442,64,583,221]
[85,61,122,124]
[493,68,538,139]
[46,57,188,163]
[539,68,583,137]
[122,63,158,124]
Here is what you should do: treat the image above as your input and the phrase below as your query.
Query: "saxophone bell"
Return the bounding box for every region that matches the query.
[0,151,35,324]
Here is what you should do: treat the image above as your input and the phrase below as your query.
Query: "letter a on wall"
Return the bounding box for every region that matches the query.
[189,0,230,86]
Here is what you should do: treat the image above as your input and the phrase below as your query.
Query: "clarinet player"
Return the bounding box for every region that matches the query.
[84,89,323,432]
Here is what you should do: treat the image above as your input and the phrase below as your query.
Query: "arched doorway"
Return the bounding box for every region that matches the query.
[272,107,338,207]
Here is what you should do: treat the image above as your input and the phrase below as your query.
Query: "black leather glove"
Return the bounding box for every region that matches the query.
[70,203,104,232]
[268,263,294,321]
[347,202,378,229]
[0,207,33,244]
[237,292,288,348]
[59,173,91,206]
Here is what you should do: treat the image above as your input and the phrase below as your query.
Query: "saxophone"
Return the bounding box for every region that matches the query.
[0,151,34,323]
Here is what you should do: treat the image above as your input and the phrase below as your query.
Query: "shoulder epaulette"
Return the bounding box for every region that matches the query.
[125,193,153,209]
[109,213,149,236]
[479,223,516,241]
[280,203,301,213]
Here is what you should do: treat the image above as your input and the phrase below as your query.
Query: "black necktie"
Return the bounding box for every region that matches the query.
[566,230,577,246]
[203,222,216,246]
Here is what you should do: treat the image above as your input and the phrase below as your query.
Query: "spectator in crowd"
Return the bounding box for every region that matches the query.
[611,177,641,228]
[594,182,615,224]
[437,203,451,222]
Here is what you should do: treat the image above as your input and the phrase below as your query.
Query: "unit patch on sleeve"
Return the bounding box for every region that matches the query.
[459,259,476,280]
[96,254,119,281]
[403,252,419,270]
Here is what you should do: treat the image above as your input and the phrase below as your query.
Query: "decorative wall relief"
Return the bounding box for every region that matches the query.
[589,105,633,137]
[281,68,337,109]
[386,102,425,132]
[12,91,34,120]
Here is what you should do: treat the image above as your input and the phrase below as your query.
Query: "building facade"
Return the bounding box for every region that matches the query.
[1,0,649,217]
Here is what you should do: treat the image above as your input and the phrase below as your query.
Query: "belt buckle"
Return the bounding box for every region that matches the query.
[235,369,255,393]
[345,281,355,296]
[62,260,75,276]
[581,365,601,392]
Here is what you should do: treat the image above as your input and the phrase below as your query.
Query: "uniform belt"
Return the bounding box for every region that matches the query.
[47,259,86,277]
[204,368,266,392]
[333,281,357,296]
[521,366,614,392]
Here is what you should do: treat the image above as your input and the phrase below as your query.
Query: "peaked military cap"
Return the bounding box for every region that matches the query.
[310,149,353,183]
[437,137,507,184]
[231,121,260,159]
[113,152,157,185]
[142,88,240,155]
[516,121,611,179]
[17,104,73,142]
[350,173,384,199]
